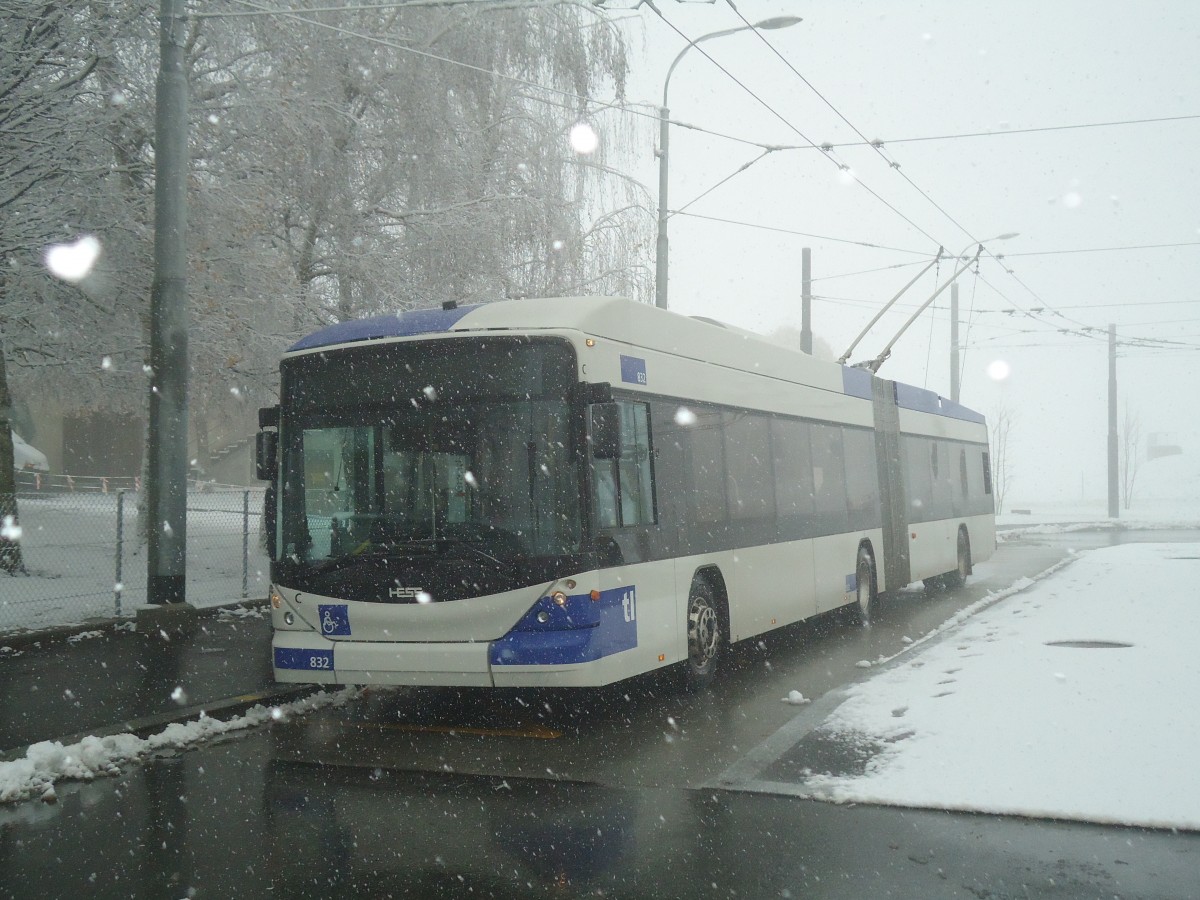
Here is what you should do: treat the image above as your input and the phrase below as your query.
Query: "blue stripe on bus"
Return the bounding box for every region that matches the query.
[490,586,638,666]
[289,305,479,351]
[275,647,335,671]
[894,382,986,424]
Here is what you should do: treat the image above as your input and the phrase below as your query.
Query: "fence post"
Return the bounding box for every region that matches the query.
[115,490,124,617]
[242,489,249,599]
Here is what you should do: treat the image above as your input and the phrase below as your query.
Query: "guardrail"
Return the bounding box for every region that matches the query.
[1,482,269,635]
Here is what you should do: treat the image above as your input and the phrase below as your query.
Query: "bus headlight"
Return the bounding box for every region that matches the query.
[270,586,284,609]
[283,611,295,626]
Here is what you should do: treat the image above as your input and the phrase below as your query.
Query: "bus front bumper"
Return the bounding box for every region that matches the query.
[271,629,625,689]
[273,631,494,687]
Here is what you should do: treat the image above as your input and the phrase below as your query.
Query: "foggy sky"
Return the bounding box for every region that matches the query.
[612,0,1200,505]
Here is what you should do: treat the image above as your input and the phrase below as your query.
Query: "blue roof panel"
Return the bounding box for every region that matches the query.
[288,305,480,352]
[894,382,986,424]
[841,365,875,401]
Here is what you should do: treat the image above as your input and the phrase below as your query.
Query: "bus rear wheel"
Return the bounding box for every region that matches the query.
[942,529,971,590]
[685,579,722,691]
[852,548,877,626]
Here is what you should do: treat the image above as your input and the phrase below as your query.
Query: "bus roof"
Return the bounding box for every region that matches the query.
[287,296,984,425]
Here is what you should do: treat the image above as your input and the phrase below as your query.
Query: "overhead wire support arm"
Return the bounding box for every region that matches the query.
[837,248,944,366]
[864,245,983,374]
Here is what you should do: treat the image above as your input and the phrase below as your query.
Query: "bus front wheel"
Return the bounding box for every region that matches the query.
[685,579,722,691]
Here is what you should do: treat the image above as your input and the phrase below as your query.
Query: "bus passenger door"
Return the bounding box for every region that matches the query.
[591,400,683,669]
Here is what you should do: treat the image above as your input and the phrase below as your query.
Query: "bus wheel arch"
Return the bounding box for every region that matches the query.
[684,566,729,691]
[852,542,878,626]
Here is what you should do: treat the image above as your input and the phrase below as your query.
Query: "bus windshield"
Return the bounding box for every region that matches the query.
[277,338,581,566]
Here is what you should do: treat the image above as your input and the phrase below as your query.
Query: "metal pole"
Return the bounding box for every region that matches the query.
[655,105,670,309]
[115,490,124,617]
[242,490,249,599]
[652,16,802,312]
[147,0,190,604]
[950,282,960,403]
[1108,324,1119,518]
[801,247,813,354]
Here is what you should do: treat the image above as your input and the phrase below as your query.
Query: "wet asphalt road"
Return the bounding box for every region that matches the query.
[1,529,1198,898]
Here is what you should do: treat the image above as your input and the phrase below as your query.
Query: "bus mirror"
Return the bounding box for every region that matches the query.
[577,382,612,404]
[258,405,280,428]
[590,402,621,459]
[255,430,278,481]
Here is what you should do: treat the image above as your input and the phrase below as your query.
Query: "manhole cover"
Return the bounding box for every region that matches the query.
[1044,640,1133,649]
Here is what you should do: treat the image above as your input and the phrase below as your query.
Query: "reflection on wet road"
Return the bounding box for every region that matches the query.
[1,531,1197,898]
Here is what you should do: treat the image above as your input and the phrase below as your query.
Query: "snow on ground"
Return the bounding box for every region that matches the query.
[795,542,1200,831]
[997,458,1200,531]
[0,689,357,805]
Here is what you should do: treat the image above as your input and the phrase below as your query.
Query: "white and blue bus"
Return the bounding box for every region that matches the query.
[257,296,995,690]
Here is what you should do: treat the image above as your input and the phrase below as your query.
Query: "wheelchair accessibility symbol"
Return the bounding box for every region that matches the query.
[317,604,351,636]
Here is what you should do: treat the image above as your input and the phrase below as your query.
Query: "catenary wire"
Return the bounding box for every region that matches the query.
[646,0,946,247]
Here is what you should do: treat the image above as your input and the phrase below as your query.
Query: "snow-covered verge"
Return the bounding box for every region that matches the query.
[0,688,357,806]
[794,542,1200,831]
[1,490,269,635]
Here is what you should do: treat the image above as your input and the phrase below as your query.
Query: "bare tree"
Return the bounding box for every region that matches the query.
[1,0,650,493]
[989,402,1015,515]
[1120,403,1142,510]
[0,0,134,571]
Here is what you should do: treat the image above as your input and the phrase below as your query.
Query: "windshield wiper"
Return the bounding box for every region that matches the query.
[303,534,508,573]
[434,537,504,566]
[306,546,395,575]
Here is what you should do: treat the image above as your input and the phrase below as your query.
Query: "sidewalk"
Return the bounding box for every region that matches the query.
[711,542,1200,832]
[0,604,305,758]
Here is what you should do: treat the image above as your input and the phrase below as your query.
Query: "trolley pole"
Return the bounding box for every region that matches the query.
[801,248,813,354]
[1108,324,1119,518]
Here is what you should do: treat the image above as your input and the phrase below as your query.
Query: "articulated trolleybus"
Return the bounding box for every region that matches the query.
[257,297,995,690]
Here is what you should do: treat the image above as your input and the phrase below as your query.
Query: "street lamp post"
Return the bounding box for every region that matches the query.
[655,16,802,310]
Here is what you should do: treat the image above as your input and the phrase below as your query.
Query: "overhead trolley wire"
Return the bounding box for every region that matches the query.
[669,211,933,255]
[222,0,1191,352]
[720,0,1196,354]
[817,113,1200,149]
[645,0,946,247]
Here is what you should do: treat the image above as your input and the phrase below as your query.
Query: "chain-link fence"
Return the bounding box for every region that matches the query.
[1,476,269,635]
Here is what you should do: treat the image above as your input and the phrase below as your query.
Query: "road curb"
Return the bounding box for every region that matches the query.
[0,598,268,649]
[0,684,321,763]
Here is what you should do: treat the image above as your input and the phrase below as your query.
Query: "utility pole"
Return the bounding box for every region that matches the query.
[145,0,190,609]
[655,104,669,309]
[801,247,812,354]
[1108,324,1119,518]
[950,282,960,403]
